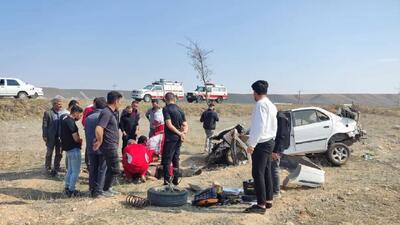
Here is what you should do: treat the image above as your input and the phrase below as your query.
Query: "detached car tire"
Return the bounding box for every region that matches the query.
[147,186,188,207]
[327,143,350,166]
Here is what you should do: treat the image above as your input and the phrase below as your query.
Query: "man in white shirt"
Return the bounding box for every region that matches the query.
[244,80,278,214]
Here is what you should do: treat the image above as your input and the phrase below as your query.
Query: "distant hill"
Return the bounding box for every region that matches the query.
[42,87,399,107]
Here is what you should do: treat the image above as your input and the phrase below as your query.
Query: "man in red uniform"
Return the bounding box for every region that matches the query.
[82,98,96,126]
[122,136,158,182]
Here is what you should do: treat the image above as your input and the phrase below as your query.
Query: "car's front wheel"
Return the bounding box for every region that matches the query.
[327,143,350,166]
[143,94,151,103]
[17,91,28,99]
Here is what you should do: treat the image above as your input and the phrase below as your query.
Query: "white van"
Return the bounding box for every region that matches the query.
[132,79,184,102]
[186,83,228,103]
[0,78,44,99]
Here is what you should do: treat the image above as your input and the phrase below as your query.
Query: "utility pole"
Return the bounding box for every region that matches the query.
[297,90,302,105]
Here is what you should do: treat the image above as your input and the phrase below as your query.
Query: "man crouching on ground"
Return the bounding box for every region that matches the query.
[162,92,188,186]
[122,136,159,183]
[244,80,278,214]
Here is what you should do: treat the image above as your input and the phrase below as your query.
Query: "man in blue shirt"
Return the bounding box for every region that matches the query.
[85,97,108,198]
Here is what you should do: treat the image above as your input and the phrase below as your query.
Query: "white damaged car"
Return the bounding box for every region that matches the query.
[281,106,366,166]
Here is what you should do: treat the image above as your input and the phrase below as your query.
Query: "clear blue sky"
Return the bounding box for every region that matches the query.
[1,0,399,94]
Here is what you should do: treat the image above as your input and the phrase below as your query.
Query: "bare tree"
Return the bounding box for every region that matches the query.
[181,39,213,103]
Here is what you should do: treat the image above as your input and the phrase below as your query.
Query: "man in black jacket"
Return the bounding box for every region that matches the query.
[271,111,291,198]
[200,103,219,153]
[120,105,139,153]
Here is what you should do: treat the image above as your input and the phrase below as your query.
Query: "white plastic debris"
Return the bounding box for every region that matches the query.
[283,164,325,188]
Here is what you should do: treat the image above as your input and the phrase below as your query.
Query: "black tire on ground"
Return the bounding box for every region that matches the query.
[147,186,188,207]
[17,92,28,99]
[326,143,350,166]
[143,94,151,103]
[216,97,223,103]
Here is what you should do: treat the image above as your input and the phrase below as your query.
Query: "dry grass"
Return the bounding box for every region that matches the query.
[0,102,399,224]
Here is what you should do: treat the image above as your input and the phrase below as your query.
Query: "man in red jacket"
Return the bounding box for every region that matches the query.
[122,136,159,182]
[82,98,96,126]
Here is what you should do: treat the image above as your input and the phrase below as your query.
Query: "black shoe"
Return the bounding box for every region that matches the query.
[172,178,179,186]
[91,191,104,198]
[266,202,273,209]
[244,205,267,214]
[69,190,82,198]
[64,188,70,195]
[50,170,58,177]
[65,189,72,198]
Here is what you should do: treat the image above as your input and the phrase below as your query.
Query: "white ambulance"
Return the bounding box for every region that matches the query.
[186,83,228,103]
[132,79,185,102]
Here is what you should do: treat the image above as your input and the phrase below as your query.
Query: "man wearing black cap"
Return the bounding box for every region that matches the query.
[244,80,278,214]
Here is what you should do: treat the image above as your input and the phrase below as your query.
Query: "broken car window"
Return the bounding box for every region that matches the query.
[316,110,330,122]
[294,110,318,126]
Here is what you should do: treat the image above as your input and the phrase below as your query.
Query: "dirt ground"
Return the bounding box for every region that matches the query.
[0,101,399,225]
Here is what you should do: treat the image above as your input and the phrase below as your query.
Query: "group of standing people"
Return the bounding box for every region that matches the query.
[42,91,190,197]
[42,80,281,214]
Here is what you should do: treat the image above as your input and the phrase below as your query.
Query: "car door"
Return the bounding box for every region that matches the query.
[0,79,6,96]
[6,79,21,96]
[293,109,333,154]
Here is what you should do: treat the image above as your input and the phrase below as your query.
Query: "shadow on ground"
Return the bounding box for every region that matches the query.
[0,168,47,181]
[0,187,68,201]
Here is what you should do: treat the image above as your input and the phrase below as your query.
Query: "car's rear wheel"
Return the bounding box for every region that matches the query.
[17,91,28,99]
[196,96,203,103]
[143,94,151,103]
[327,143,350,166]
[216,97,223,103]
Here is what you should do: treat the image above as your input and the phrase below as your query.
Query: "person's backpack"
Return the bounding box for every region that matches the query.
[274,111,291,153]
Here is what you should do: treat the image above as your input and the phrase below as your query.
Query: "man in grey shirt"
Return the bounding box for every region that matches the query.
[93,91,123,196]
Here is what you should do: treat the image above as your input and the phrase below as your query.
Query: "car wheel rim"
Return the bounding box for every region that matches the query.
[332,146,348,163]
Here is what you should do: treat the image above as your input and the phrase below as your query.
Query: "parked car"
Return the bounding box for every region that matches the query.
[186,83,228,103]
[281,106,366,166]
[0,78,44,99]
[132,79,185,102]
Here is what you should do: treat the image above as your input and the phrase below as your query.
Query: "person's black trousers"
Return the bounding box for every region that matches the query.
[251,139,275,205]
[88,153,107,195]
[45,139,62,171]
[161,140,181,184]
[101,149,120,191]
[84,146,89,170]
